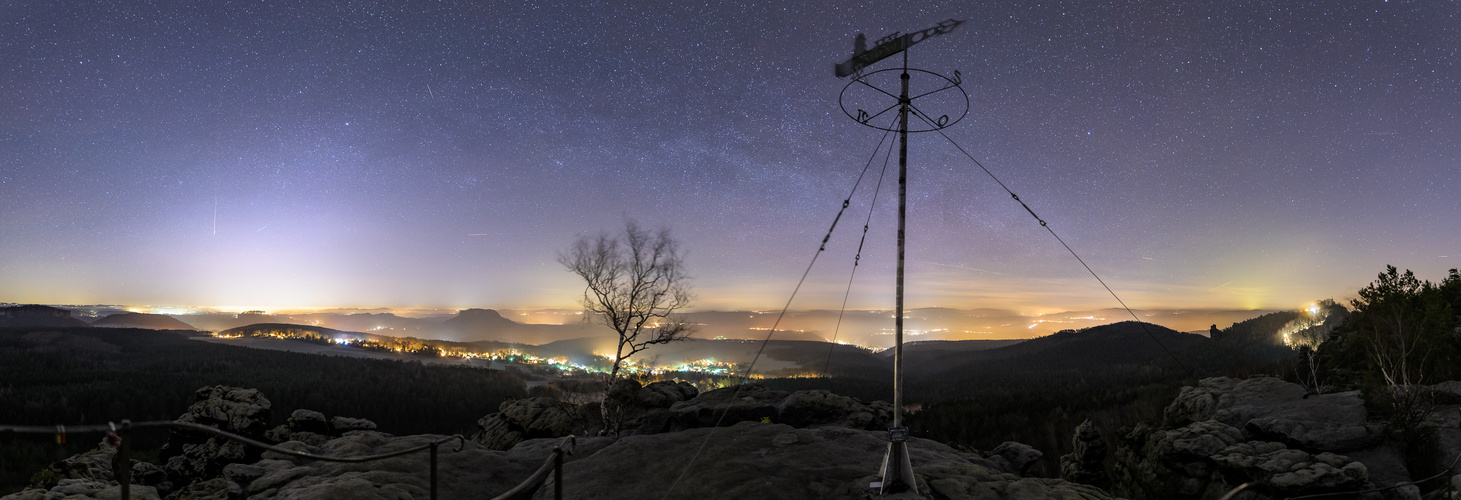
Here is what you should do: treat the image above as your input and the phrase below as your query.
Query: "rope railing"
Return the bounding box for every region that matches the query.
[491,436,575,500]
[1,421,576,500]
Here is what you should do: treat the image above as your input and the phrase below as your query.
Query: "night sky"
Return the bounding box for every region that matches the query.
[3,1,1458,314]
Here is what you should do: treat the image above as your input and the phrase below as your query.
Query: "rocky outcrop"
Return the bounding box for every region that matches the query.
[8,381,1106,500]
[984,442,1044,476]
[1061,419,1109,488]
[7,436,167,499]
[263,409,381,446]
[538,420,1114,499]
[330,416,378,434]
[776,389,893,430]
[636,379,699,407]
[1162,376,1382,452]
[603,379,701,435]
[227,432,540,498]
[286,409,328,434]
[1111,419,1371,499]
[1109,376,1393,500]
[470,397,584,450]
[159,386,272,486]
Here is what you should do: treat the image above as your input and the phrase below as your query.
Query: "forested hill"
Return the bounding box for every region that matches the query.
[90,312,197,330]
[903,321,1205,389]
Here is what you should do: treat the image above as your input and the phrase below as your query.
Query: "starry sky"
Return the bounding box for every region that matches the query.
[2,1,1458,314]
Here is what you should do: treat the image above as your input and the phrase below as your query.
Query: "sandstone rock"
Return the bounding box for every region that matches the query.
[23,436,165,492]
[471,413,527,451]
[1112,420,1246,500]
[538,421,1116,499]
[0,488,45,500]
[167,476,239,499]
[174,386,272,437]
[776,389,892,430]
[1209,443,1368,493]
[1163,376,1382,452]
[330,416,379,435]
[469,397,582,450]
[593,380,703,435]
[286,409,329,434]
[1114,377,1386,500]
[159,385,272,485]
[285,430,332,447]
[1061,419,1109,488]
[29,437,120,485]
[507,435,616,464]
[989,442,1044,476]
[1418,403,1461,482]
[667,384,789,430]
[264,424,293,444]
[0,479,162,500]
[222,463,265,487]
[637,380,698,408]
[234,432,540,499]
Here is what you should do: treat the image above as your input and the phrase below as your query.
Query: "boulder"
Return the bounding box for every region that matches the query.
[508,436,617,465]
[469,397,583,450]
[988,442,1044,476]
[637,380,698,408]
[609,380,698,435]
[263,424,292,444]
[286,409,329,434]
[222,463,266,487]
[775,389,893,430]
[667,383,790,430]
[329,416,379,435]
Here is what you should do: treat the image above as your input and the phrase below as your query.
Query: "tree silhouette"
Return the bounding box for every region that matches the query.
[559,219,694,433]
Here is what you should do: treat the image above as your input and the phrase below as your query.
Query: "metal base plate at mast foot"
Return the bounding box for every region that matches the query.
[876,427,916,494]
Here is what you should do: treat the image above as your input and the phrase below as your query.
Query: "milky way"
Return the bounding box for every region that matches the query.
[2,1,1458,312]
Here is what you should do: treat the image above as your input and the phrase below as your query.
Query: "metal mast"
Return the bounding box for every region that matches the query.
[884,47,916,494]
[834,18,967,495]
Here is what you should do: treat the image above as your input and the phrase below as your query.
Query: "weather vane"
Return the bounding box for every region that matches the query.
[833,17,967,495]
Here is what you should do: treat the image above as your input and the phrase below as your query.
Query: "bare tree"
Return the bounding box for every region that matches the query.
[559,220,694,433]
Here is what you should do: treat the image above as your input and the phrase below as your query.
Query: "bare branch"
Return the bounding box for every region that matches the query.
[560,219,695,435]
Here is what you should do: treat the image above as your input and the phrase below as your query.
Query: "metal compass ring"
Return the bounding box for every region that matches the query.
[839,67,969,133]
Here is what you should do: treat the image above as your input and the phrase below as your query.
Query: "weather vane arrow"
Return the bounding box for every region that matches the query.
[834,18,966,78]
